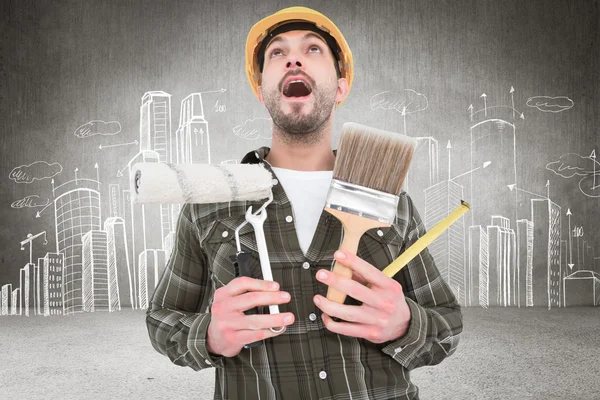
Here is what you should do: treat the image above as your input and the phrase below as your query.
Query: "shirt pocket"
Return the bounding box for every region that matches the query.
[201,218,262,289]
[361,226,406,269]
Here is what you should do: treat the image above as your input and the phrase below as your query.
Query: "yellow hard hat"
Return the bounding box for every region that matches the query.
[245,6,354,107]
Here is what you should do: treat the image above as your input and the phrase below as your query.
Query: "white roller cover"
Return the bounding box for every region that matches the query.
[130,162,273,204]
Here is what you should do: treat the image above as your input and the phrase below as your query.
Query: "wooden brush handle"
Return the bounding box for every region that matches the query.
[327,228,361,304]
[325,208,390,304]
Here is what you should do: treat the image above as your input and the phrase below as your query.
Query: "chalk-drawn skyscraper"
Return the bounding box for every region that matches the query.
[104,217,133,308]
[2,284,13,315]
[469,118,518,237]
[486,216,516,307]
[175,93,211,165]
[54,183,102,315]
[407,137,439,216]
[468,225,488,307]
[82,230,108,312]
[45,252,64,315]
[140,91,173,253]
[168,93,212,254]
[424,180,466,304]
[531,198,562,309]
[140,91,172,163]
[19,263,34,316]
[125,150,162,309]
[516,219,534,307]
[138,248,167,310]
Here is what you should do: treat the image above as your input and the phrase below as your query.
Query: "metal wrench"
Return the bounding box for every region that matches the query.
[245,205,284,334]
[235,191,273,253]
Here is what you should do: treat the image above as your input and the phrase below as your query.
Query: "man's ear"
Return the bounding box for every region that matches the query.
[335,77,349,105]
[258,83,264,104]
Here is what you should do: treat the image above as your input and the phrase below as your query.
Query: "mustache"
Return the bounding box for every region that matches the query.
[278,70,315,91]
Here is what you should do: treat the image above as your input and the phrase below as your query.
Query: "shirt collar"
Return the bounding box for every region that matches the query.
[240,146,338,164]
[240,146,337,206]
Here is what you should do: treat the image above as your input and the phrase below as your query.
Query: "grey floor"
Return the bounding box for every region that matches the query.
[0,307,598,400]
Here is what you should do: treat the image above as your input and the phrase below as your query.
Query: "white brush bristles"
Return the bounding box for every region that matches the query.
[131,162,273,204]
[333,122,418,195]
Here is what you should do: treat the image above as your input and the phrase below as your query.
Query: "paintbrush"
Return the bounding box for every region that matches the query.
[325,122,417,304]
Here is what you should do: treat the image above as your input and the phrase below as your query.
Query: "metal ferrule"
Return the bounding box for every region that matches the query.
[324,179,399,224]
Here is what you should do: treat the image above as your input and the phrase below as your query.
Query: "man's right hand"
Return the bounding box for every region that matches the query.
[206,277,294,358]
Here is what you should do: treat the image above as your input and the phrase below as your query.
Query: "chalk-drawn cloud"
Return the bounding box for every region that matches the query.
[11,195,50,209]
[547,153,600,198]
[370,89,429,114]
[74,120,122,138]
[233,117,272,140]
[546,153,597,178]
[526,96,573,113]
[9,161,62,183]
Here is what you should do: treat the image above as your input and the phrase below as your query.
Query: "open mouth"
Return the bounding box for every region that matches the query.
[282,79,313,98]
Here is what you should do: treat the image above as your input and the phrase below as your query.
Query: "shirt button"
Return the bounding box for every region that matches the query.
[302,262,310,270]
[319,370,327,380]
[222,231,229,238]
[309,313,317,322]
[285,215,293,223]
[205,359,211,365]
[272,178,279,185]
[377,229,384,237]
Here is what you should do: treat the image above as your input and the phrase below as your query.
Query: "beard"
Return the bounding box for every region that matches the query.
[262,71,337,144]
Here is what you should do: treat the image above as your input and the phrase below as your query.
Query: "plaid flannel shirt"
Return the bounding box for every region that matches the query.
[146,147,463,400]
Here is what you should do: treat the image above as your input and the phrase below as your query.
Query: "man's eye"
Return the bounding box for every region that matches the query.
[308,45,321,53]
[270,49,283,57]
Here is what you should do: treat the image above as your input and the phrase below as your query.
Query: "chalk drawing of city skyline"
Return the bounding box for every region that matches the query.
[2,85,599,317]
[370,86,599,310]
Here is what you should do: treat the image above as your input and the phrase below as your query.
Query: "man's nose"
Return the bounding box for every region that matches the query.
[286,60,302,69]
[285,52,303,69]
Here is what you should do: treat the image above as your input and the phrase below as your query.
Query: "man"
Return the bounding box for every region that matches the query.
[146,6,462,399]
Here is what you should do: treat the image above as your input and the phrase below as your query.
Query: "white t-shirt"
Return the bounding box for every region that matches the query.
[271,167,333,255]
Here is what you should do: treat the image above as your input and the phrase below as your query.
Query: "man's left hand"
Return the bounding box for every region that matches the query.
[313,250,411,344]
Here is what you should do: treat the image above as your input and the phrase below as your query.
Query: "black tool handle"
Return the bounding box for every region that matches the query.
[235,252,263,348]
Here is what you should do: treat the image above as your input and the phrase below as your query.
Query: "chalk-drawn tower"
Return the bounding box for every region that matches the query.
[485,216,516,307]
[104,217,133,308]
[467,226,488,307]
[531,199,562,308]
[54,183,102,315]
[44,252,64,315]
[140,92,173,253]
[19,263,33,316]
[424,180,466,304]
[125,150,163,309]
[138,248,166,310]
[82,230,110,312]
[175,93,211,165]
[140,91,172,163]
[1,284,12,315]
[407,137,439,216]
[516,219,534,307]
[469,118,518,237]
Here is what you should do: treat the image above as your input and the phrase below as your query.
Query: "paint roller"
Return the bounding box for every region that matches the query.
[130,162,273,204]
[131,162,283,345]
